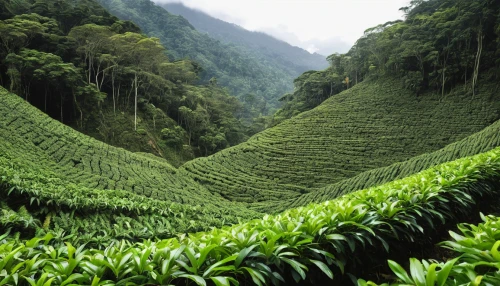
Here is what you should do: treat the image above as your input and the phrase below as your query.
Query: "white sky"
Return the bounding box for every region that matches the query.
[153,0,410,55]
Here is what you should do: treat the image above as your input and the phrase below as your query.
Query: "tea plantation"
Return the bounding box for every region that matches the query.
[0,87,262,242]
[2,75,500,285]
[180,78,500,204]
[263,118,500,213]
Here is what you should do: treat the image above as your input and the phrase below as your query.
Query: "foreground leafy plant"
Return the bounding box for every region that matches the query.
[359,214,500,286]
[1,146,500,285]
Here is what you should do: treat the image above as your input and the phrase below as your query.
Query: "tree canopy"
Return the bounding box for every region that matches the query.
[0,0,256,164]
[273,0,500,123]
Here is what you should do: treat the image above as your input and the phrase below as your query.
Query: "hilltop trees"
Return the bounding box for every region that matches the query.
[274,0,500,123]
[349,0,500,95]
[0,0,251,161]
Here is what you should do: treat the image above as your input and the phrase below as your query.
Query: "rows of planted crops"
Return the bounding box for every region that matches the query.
[181,79,500,204]
[1,144,500,285]
[0,89,214,203]
[0,88,261,241]
[268,119,500,213]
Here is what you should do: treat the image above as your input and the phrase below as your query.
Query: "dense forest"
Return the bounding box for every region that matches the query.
[96,0,311,119]
[274,0,500,124]
[0,0,266,164]
[1,0,500,285]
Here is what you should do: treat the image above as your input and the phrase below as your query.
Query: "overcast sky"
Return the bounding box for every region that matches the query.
[153,0,410,55]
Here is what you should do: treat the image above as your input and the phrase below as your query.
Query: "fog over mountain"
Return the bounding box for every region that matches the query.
[153,0,408,55]
[162,2,328,72]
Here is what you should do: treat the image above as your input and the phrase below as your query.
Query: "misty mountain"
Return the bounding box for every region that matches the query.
[162,2,328,75]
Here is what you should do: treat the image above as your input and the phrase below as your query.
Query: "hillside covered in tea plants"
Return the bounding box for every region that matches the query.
[181,78,500,205]
[2,106,500,284]
[2,0,500,285]
[0,87,263,243]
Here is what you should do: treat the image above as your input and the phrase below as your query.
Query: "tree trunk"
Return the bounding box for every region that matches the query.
[95,62,101,90]
[73,90,83,128]
[441,68,446,97]
[472,30,483,97]
[117,83,121,111]
[134,73,138,131]
[111,69,116,115]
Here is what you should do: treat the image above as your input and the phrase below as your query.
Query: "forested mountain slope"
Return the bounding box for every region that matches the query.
[274,0,500,124]
[0,0,258,165]
[97,0,300,114]
[163,2,328,74]
[181,78,500,203]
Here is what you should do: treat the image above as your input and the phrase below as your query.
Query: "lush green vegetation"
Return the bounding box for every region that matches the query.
[0,0,258,165]
[181,78,500,204]
[2,0,500,285]
[274,0,500,124]
[1,142,500,285]
[359,213,500,285]
[163,2,328,115]
[96,0,307,117]
[0,87,262,245]
[272,118,500,213]
[164,2,327,74]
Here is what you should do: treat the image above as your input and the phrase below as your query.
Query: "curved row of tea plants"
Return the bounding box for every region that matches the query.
[181,79,500,203]
[0,88,262,242]
[0,89,206,202]
[0,152,261,245]
[359,213,500,286]
[1,145,500,285]
[263,118,500,213]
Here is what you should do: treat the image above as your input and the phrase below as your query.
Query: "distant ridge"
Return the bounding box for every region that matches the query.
[162,2,328,75]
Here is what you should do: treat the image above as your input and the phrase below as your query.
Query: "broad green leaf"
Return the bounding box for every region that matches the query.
[409,258,425,286]
[281,257,307,281]
[491,241,500,261]
[310,259,333,279]
[425,263,437,286]
[235,245,258,268]
[241,267,265,286]
[178,274,206,286]
[210,276,230,286]
[388,260,412,284]
[203,254,237,277]
[436,258,458,286]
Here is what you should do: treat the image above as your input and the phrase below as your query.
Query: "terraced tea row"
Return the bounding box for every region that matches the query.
[263,118,500,212]
[0,88,211,204]
[0,87,262,239]
[181,79,500,203]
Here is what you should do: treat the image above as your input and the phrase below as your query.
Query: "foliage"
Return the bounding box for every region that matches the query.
[96,0,314,116]
[163,1,329,123]
[181,78,500,205]
[276,118,500,213]
[0,0,255,163]
[1,143,500,284]
[274,0,500,122]
[360,214,500,286]
[273,68,343,124]
[0,87,262,243]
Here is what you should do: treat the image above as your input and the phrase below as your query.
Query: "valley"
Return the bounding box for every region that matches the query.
[1,0,500,285]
